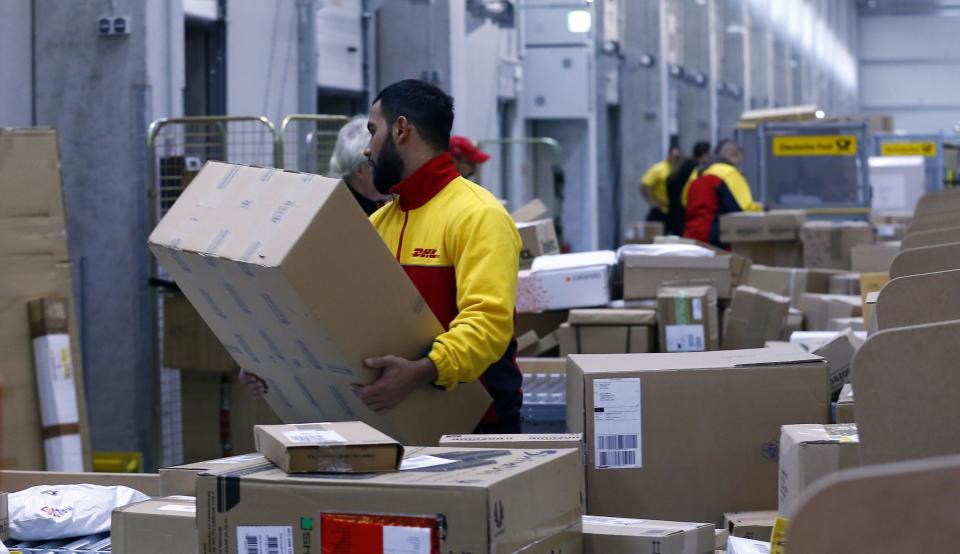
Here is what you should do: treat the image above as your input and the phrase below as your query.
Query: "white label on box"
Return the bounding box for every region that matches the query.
[593,378,642,469]
[208,454,265,464]
[665,324,706,352]
[399,455,457,471]
[383,525,432,554]
[282,429,347,444]
[159,504,197,513]
[237,526,294,554]
[692,298,703,320]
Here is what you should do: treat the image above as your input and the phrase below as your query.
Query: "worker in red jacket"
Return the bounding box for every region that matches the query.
[682,140,762,246]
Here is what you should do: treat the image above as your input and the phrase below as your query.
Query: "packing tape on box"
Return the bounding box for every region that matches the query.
[41,422,81,440]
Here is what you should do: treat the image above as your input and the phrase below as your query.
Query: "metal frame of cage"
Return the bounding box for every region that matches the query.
[756,121,872,217]
[872,132,960,192]
[476,137,566,243]
[276,114,351,174]
[145,116,278,468]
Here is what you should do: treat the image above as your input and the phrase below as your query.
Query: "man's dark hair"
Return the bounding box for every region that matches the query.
[693,141,711,158]
[373,79,454,152]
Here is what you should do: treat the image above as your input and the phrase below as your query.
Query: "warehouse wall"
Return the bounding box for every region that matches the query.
[859,14,960,133]
[0,0,32,126]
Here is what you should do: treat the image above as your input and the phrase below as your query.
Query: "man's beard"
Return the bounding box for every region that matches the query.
[372,134,404,195]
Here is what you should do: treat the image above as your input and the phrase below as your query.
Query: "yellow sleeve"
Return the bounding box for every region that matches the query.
[724,169,763,212]
[641,162,661,189]
[681,169,699,207]
[428,205,521,389]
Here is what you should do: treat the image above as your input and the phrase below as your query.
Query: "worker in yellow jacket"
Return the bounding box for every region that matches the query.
[640,146,682,223]
[357,79,523,433]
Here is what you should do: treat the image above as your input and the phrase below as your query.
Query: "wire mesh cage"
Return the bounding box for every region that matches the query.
[277,114,350,175]
[146,116,278,468]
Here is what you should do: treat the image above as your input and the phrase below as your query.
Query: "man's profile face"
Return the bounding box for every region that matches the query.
[365,102,404,194]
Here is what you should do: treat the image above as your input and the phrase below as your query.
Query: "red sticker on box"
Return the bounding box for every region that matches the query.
[320,513,441,554]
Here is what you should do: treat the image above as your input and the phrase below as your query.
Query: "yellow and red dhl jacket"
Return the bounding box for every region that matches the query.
[369,153,523,424]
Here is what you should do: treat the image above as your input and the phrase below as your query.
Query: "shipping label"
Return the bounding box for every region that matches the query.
[593,378,642,469]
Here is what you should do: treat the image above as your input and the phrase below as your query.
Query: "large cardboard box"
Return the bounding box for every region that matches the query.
[517,218,560,269]
[812,329,862,395]
[851,243,899,273]
[800,221,874,270]
[836,384,855,423]
[163,293,238,373]
[159,453,271,497]
[722,511,777,541]
[196,446,583,554]
[721,211,805,267]
[582,515,715,554]
[518,252,616,313]
[653,237,752,288]
[778,424,861,516]
[623,221,665,244]
[557,309,656,356]
[798,293,862,331]
[566,350,830,523]
[254,422,403,474]
[148,162,490,445]
[859,272,889,324]
[748,265,840,308]
[111,496,198,554]
[722,286,790,350]
[657,285,720,352]
[622,246,731,299]
[512,198,549,222]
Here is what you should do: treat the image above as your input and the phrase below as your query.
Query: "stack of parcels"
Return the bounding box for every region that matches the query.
[748,265,842,307]
[582,515,715,554]
[623,221,665,244]
[719,210,806,267]
[148,161,492,445]
[567,350,830,524]
[517,251,616,313]
[800,221,874,270]
[722,286,790,350]
[516,218,560,270]
[620,244,732,300]
[798,293,863,331]
[778,423,861,515]
[557,309,657,355]
[657,285,720,352]
[0,127,89,471]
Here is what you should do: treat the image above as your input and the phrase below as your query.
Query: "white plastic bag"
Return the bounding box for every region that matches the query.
[0,538,8,554]
[9,484,149,541]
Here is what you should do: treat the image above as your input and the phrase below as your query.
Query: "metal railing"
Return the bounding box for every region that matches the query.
[276,114,350,174]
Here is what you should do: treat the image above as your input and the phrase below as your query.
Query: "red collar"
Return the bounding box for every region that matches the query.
[390,152,461,211]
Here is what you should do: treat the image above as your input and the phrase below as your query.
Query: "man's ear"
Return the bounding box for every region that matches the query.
[394,115,412,144]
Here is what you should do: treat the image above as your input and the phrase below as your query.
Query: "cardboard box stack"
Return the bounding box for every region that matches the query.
[566,350,830,523]
[557,309,657,355]
[622,244,732,299]
[0,127,90,471]
[798,293,863,331]
[748,265,840,307]
[517,218,560,270]
[719,210,806,267]
[517,251,616,313]
[148,161,491,445]
[657,285,720,352]
[800,221,874,270]
[722,286,790,350]
[778,423,861,515]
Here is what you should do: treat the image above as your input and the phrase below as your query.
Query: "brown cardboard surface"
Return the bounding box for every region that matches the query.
[582,515,715,554]
[254,422,402,474]
[624,252,731,299]
[516,309,569,338]
[623,221,665,244]
[859,272,889,324]
[904,211,960,234]
[512,198,550,222]
[657,285,720,352]
[889,241,960,278]
[517,218,560,269]
[196,446,583,554]
[722,286,790,350]
[653,237,752,287]
[828,272,861,296]
[788,454,960,553]
[111,496,198,554]
[0,470,160,496]
[158,453,270,497]
[901,224,960,251]
[163,293,238,373]
[851,243,898,273]
[836,383,855,423]
[558,323,654,356]
[566,350,829,524]
[812,329,862,395]
[876,269,960,330]
[719,210,806,243]
[853,319,960,465]
[798,293,862,331]
[0,217,68,258]
[567,309,657,325]
[722,511,777,540]
[778,423,860,516]
[747,266,841,307]
[519,331,560,357]
[517,525,583,553]
[517,357,566,374]
[730,241,804,268]
[800,221,874,270]
[148,162,490,445]
[0,128,66,219]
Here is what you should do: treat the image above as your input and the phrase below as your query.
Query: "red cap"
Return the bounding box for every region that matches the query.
[449,136,491,164]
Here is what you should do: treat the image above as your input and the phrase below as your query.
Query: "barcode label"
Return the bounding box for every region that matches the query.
[283,429,346,444]
[593,378,642,469]
[665,324,706,352]
[237,526,293,554]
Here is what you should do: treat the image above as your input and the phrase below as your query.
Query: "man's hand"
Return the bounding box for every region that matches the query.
[353,356,439,414]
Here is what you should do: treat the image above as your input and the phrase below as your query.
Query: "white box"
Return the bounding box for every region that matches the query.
[517,251,615,313]
[869,156,925,213]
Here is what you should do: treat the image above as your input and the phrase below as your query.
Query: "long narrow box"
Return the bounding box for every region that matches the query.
[254,422,403,473]
[148,162,491,445]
